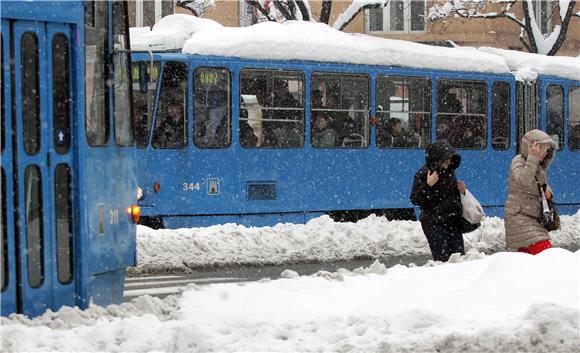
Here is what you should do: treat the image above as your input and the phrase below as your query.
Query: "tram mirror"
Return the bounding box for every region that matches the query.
[139,62,148,93]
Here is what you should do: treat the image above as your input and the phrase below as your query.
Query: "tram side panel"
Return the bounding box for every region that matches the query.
[537,77,580,215]
[132,52,578,229]
[133,58,520,227]
[1,18,18,316]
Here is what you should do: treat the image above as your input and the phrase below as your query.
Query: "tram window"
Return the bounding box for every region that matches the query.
[113,0,134,146]
[376,76,431,149]
[240,69,305,148]
[52,34,71,154]
[55,164,73,284]
[85,0,109,146]
[25,165,44,288]
[194,67,231,149]
[152,62,188,149]
[1,168,7,291]
[568,87,580,151]
[546,85,564,150]
[21,32,40,155]
[437,79,487,149]
[311,73,370,148]
[492,82,510,150]
[132,61,160,148]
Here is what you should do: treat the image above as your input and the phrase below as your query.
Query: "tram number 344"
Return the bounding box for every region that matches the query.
[183,182,201,191]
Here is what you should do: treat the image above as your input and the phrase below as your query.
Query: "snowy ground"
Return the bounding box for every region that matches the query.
[1,213,579,352]
[131,213,580,274]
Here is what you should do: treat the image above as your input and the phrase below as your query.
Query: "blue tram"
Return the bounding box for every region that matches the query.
[1,0,138,317]
[130,18,579,229]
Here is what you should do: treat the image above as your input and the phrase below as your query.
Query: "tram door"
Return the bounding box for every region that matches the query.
[1,20,77,316]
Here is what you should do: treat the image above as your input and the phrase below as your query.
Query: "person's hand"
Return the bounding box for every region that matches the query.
[427,170,439,187]
[545,189,553,200]
[457,180,466,194]
[528,141,543,159]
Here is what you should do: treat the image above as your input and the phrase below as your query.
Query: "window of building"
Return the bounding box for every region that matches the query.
[436,79,487,149]
[239,0,256,27]
[366,0,426,33]
[376,76,431,149]
[240,69,305,148]
[531,0,553,35]
[491,82,510,150]
[546,84,564,150]
[152,62,188,149]
[311,73,370,148]
[193,67,231,149]
[135,0,174,28]
[568,87,580,151]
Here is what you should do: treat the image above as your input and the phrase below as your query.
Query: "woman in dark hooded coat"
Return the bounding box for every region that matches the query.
[410,140,466,262]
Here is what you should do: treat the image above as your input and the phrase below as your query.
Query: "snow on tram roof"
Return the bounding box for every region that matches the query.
[478,47,580,81]
[130,14,579,81]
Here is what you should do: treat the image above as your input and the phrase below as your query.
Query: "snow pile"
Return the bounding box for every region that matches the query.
[131,211,580,274]
[478,46,580,81]
[181,19,508,74]
[2,248,578,352]
[130,15,579,81]
[130,14,509,74]
[130,14,222,51]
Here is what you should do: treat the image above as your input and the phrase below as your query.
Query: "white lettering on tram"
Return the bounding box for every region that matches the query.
[183,182,201,191]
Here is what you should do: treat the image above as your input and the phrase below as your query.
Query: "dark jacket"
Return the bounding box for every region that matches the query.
[410,141,463,231]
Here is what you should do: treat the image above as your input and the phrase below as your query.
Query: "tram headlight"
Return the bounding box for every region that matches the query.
[136,185,144,201]
[126,205,141,224]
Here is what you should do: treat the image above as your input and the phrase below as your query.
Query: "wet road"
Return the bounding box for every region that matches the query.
[124,254,433,302]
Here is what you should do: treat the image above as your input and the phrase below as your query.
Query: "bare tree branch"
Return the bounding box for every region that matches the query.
[320,0,332,24]
[429,0,578,55]
[520,0,538,54]
[519,28,532,53]
[295,0,310,21]
[244,0,276,22]
[547,0,577,56]
[271,1,294,20]
[334,1,388,31]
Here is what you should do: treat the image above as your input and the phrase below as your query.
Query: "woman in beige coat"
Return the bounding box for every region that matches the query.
[504,129,557,254]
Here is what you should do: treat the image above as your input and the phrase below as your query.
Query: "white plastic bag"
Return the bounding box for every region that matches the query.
[461,189,485,224]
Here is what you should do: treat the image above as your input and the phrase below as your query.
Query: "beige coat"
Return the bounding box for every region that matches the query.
[504,130,557,250]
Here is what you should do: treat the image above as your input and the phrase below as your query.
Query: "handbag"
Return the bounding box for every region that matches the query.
[538,184,561,231]
[460,189,485,224]
[459,189,485,233]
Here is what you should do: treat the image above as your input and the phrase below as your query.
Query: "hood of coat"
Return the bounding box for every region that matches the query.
[425,140,461,172]
[520,129,557,170]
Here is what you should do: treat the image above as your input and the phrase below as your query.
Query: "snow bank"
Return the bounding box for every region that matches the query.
[2,248,578,352]
[131,211,580,274]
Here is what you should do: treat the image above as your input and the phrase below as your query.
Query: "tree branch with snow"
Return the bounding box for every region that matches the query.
[429,0,578,55]
[242,0,390,30]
